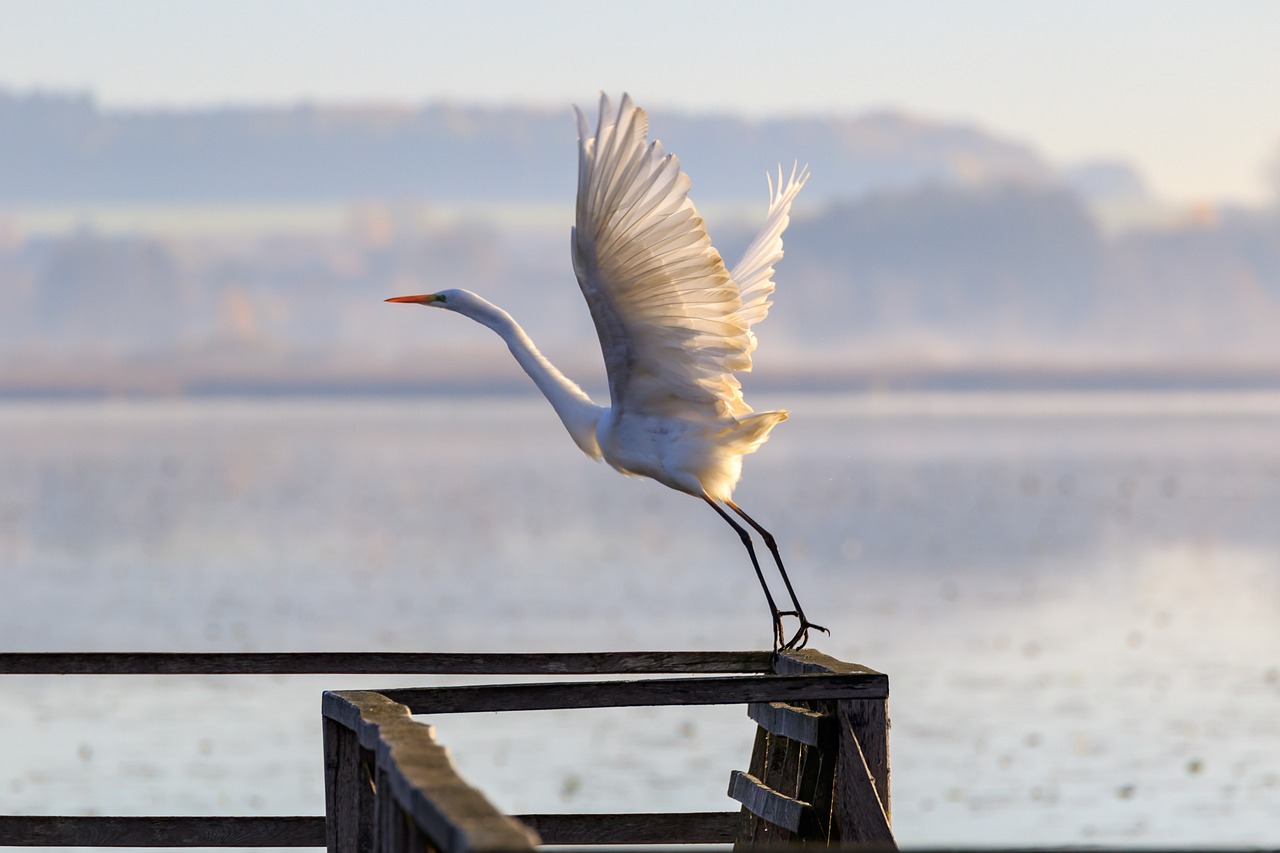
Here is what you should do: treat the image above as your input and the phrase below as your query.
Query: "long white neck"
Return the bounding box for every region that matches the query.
[458,296,604,459]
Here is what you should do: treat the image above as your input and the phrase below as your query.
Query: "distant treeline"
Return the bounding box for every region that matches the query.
[0,89,1055,204]
[781,185,1280,361]
[3,88,1279,394]
[3,181,1280,395]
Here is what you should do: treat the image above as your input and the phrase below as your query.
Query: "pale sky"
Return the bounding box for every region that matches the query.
[4,0,1279,205]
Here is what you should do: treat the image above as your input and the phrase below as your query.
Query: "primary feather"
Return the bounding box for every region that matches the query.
[572,93,808,425]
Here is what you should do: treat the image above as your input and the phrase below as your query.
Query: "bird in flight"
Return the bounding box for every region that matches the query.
[388,93,822,650]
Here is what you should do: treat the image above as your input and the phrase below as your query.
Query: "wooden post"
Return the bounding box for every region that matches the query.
[734,727,769,846]
[843,698,891,822]
[772,650,895,847]
[374,765,394,852]
[834,699,894,845]
[323,715,376,853]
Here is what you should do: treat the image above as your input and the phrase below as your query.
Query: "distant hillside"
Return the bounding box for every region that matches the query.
[0,89,1053,205]
[4,180,1280,396]
[4,88,1278,396]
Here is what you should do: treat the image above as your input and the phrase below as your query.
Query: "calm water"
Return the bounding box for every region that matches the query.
[2,392,1279,846]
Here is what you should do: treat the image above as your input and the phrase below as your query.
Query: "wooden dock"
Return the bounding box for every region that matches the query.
[0,649,892,850]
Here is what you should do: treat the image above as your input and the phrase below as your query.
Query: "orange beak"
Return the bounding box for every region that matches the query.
[385,294,442,304]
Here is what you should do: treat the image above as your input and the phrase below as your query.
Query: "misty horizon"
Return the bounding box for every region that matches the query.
[2,86,1279,397]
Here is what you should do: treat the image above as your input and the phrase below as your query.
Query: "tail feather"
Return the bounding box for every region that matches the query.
[722,409,789,455]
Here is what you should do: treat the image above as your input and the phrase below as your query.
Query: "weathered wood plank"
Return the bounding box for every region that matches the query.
[727,770,809,833]
[323,691,387,745]
[0,816,324,847]
[842,698,892,824]
[373,765,396,853]
[780,739,806,825]
[747,700,835,746]
[774,648,882,677]
[381,733,535,853]
[763,727,802,801]
[734,724,770,848]
[748,730,796,846]
[324,691,538,852]
[0,650,772,675]
[380,672,887,714]
[800,701,839,842]
[323,715,374,853]
[834,703,896,847]
[513,811,736,844]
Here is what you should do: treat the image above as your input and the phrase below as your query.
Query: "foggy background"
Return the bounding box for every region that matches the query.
[2,87,1279,396]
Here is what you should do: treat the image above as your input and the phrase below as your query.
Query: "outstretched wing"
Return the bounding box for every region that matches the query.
[571,93,805,421]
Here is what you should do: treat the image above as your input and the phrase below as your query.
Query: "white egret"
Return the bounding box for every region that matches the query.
[388,93,822,650]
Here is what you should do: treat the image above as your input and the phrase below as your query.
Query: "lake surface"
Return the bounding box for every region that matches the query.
[2,392,1278,847]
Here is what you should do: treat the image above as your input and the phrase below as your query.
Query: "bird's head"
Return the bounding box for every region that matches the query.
[385,289,468,311]
[385,288,510,331]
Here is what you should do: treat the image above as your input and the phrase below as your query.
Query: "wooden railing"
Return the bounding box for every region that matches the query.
[732,652,894,845]
[0,649,891,850]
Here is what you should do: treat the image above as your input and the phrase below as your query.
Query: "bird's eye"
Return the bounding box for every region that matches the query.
[435,294,447,304]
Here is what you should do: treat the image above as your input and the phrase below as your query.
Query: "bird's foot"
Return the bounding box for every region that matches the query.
[769,610,799,651]
[768,611,829,653]
[778,617,830,652]
[769,619,788,654]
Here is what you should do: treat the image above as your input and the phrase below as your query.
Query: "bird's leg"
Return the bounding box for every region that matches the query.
[725,500,828,651]
[704,496,785,651]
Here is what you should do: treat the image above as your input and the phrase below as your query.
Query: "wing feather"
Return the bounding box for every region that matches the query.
[729,164,810,348]
[572,94,805,420]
